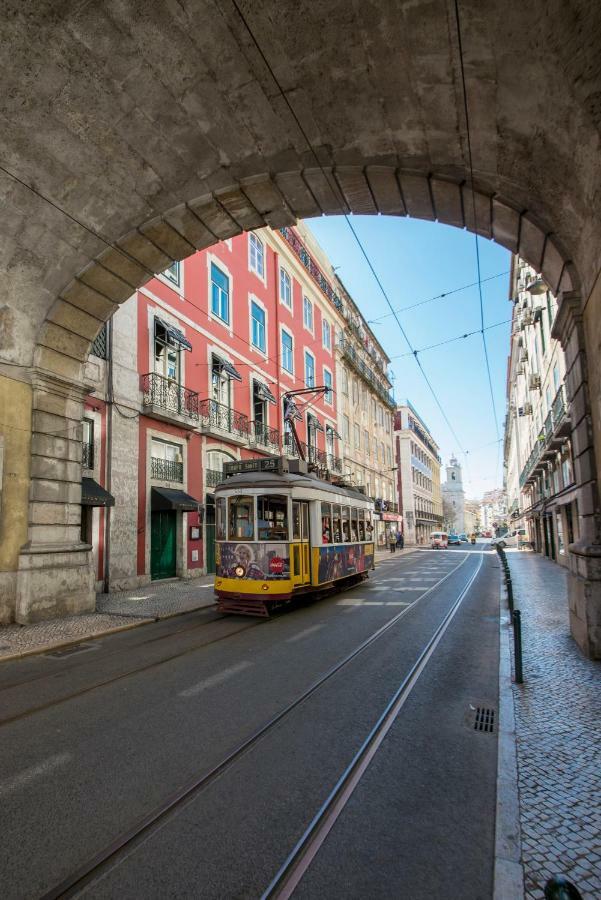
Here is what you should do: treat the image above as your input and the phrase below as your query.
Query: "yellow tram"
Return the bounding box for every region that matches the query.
[214,457,375,615]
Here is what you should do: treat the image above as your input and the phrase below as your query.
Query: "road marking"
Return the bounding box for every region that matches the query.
[367,586,423,592]
[286,625,324,643]
[179,661,252,697]
[0,753,71,798]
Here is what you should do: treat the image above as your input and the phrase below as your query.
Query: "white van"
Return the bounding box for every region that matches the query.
[430,531,449,549]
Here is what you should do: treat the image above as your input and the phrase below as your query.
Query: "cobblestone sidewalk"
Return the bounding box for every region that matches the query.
[505,551,601,900]
[0,577,217,662]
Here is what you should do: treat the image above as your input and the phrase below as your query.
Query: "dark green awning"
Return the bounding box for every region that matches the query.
[82,477,115,507]
[151,487,202,512]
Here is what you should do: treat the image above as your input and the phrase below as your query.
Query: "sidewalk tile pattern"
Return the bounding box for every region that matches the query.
[97,577,216,618]
[0,612,147,659]
[506,551,601,900]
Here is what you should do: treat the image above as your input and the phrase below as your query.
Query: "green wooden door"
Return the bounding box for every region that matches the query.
[151,510,176,580]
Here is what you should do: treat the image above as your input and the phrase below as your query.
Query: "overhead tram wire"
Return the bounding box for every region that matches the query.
[453,0,502,454]
[390,317,511,360]
[227,0,472,464]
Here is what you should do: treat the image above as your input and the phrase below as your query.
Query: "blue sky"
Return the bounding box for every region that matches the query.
[306,215,511,499]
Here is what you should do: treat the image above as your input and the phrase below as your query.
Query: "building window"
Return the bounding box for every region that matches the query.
[82,418,94,469]
[342,415,350,443]
[280,267,292,307]
[341,368,349,396]
[324,368,333,403]
[352,379,359,404]
[162,261,180,287]
[151,438,183,482]
[249,233,265,278]
[322,318,331,350]
[364,430,370,457]
[154,320,180,382]
[282,330,294,374]
[250,300,266,352]
[305,350,315,388]
[211,355,230,407]
[354,423,360,448]
[252,381,267,428]
[387,446,392,466]
[211,262,229,324]
[303,296,314,332]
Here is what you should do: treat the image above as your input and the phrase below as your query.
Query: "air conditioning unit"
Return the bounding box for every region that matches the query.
[522,310,534,326]
[520,349,529,363]
[520,402,533,416]
[529,373,541,390]
[516,364,525,376]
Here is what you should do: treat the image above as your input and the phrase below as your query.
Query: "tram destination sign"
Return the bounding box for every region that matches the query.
[223,456,289,477]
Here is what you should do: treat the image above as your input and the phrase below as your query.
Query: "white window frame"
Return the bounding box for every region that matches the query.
[248,232,266,284]
[304,348,316,388]
[323,366,333,405]
[248,294,268,357]
[303,295,314,335]
[279,265,293,310]
[322,316,331,351]
[157,260,185,298]
[342,414,350,444]
[281,326,294,378]
[207,253,234,335]
[354,423,361,449]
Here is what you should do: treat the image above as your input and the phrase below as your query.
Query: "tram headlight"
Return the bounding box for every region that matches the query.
[234,564,246,578]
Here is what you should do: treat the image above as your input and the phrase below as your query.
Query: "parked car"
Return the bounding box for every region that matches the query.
[492,529,528,549]
[430,531,449,549]
[448,534,462,545]
[458,533,468,542]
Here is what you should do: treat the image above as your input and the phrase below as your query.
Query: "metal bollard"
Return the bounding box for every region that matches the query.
[512,609,523,683]
[506,576,514,612]
[544,875,583,899]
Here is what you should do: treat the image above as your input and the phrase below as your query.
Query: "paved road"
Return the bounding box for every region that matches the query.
[0,545,499,899]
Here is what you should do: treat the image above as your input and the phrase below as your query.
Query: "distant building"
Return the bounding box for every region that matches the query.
[442,456,465,534]
[480,489,507,535]
[395,403,443,545]
[464,500,481,535]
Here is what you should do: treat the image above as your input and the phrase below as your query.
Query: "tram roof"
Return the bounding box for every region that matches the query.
[214,471,373,503]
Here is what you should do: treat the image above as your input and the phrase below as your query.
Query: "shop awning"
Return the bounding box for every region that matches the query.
[82,477,115,507]
[156,317,192,351]
[254,379,277,404]
[151,487,202,512]
[307,413,324,432]
[215,355,242,382]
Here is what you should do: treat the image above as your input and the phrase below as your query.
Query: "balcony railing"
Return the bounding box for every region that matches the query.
[373,498,399,514]
[206,468,224,488]
[250,421,280,453]
[519,384,571,487]
[199,399,250,441]
[151,457,183,482]
[141,373,199,423]
[283,434,343,473]
[337,336,395,409]
[82,441,94,469]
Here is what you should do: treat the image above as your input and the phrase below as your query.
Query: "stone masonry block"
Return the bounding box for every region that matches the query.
[47,301,105,343]
[570,383,588,427]
[29,501,82,527]
[32,390,84,423]
[302,168,349,215]
[139,217,196,261]
[60,280,120,321]
[578,482,597,517]
[163,204,219,250]
[239,175,296,228]
[32,432,82,463]
[398,172,435,221]
[30,478,82,504]
[16,549,94,623]
[430,178,464,228]
[365,167,406,215]
[27,523,82,546]
[117,229,172,273]
[30,455,81,484]
[334,167,377,215]
[461,185,492,238]
[518,214,546,272]
[575,447,596,485]
[38,322,92,363]
[189,195,242,240]
[78,261,135,303]
[274,171,323,219]
[558,262,576,295]
[491,198,520,253]
[541,235,566,296]
[214,186,265,231]
[32,409,81,441]
[96,245,149,289]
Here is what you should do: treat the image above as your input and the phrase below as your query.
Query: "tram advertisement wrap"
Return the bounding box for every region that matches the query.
[317,543,374,583]
[216,542,291,580]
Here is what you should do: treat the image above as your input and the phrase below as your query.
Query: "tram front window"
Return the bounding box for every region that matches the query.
[229,496,254,540]
[257,495,288,541]
[216,497,226,540]
[342,506,351,542]
[333,505,342,543]
[321,502,332,544]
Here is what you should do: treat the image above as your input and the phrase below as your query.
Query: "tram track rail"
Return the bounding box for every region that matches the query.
[38,552,475,900]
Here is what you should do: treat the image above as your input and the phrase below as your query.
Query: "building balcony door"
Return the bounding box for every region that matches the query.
[151,510,177,580]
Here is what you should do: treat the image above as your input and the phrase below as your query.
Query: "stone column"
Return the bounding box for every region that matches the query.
[552,292,601,657]
[15,373,94,623]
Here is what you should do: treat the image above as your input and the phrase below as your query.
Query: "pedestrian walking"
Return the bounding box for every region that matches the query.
[389,531,396,553]
[396,531,404,550]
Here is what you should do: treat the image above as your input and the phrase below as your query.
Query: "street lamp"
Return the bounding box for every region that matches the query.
[526,276,547,296]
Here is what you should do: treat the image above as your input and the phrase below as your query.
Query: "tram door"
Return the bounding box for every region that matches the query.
[291,501,311,586]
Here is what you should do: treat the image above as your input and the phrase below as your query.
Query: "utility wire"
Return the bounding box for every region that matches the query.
[453,0,501,454]
[390,317,511,359]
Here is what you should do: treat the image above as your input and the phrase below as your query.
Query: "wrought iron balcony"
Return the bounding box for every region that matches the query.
[337,336,395,409]
[250,421,280,453]
[151,457,183,482]
[141,373,199,426]
[198,399,250,444]
[373,498,399,514]
[82,441,94,470]
[206,468,224,488]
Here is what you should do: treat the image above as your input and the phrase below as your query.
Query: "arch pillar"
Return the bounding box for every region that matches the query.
[15,373,93,624]
[553,292,601,657]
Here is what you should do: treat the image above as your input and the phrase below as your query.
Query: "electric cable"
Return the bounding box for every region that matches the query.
[390,317,511,359]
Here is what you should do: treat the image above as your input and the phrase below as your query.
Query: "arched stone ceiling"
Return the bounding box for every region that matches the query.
[0,0,599,378]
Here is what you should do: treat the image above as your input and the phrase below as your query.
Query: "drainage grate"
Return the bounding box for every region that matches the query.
[45,642,97,659]
[473,706,495,733]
